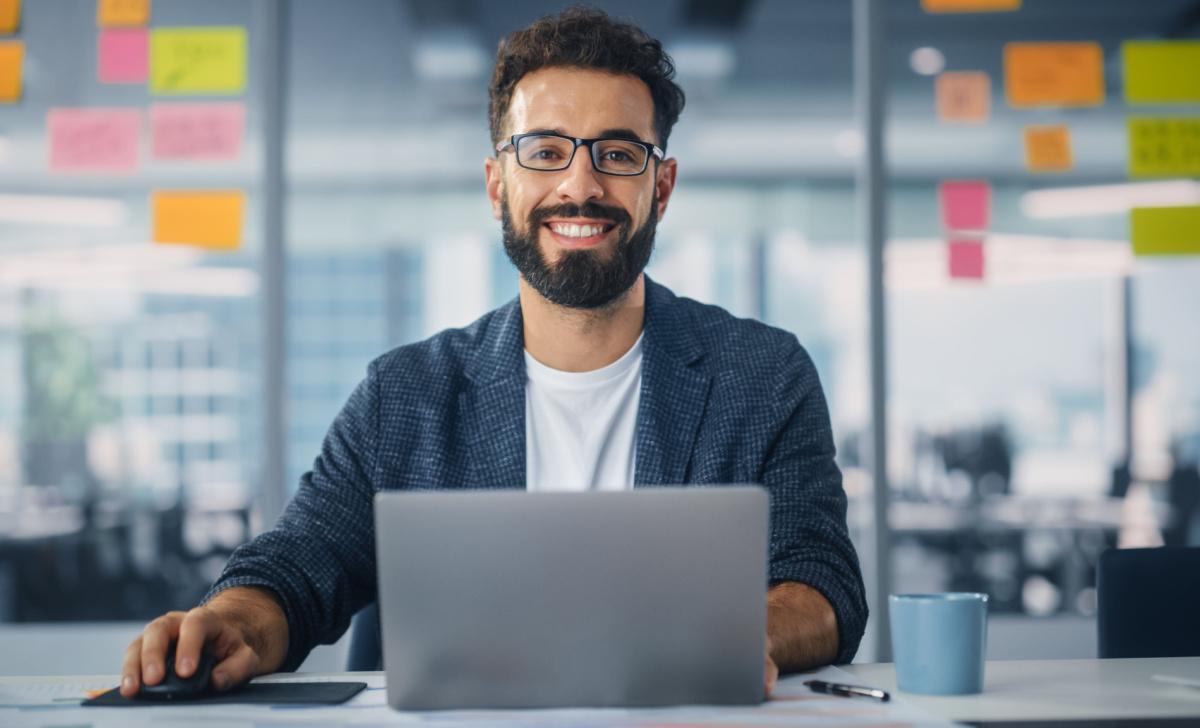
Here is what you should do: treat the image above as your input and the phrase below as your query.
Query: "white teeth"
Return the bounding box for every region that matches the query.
[549,223,606,238]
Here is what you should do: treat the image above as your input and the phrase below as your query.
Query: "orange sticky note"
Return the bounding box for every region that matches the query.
[1004,42,1105,108]
[923,0,1020,12]
[1023,125,1073,172]
[152,190,244,250]
[98,0,150,27]
[0,40,22,102]
[0,0,20,35]
[937,71,991,123]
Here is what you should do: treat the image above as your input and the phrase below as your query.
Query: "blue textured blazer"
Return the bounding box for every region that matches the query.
[207,277,867,669]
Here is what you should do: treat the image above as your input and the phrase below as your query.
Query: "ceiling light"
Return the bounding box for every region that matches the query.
[910,47,946,76]
[1020,180,1200,219]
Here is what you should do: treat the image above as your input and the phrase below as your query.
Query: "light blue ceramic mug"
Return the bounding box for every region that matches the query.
[889,592,988,695]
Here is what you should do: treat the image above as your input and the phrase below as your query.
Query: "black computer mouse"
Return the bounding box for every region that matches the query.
[138,643,217,700]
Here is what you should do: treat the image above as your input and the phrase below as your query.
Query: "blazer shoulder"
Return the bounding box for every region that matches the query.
[671,293,812,372]
[366,302,516,389]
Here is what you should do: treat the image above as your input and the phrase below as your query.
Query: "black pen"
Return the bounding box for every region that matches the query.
[804,679,891,702]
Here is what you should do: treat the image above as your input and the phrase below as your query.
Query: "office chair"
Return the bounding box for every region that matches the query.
[1097,546,1200,658]
[347,602,383,671]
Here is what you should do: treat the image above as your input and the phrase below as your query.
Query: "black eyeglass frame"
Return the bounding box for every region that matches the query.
[495,132,665,177]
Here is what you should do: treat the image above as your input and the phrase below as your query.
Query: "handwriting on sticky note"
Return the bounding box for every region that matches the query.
[939,181,990,231]
[152,190,244,250]
[1128,117,1200,178]
[0,0,20,35]
[1004,42,1105,108]
[151,27,246,95]
[98,0,150,27]
[48,108,141,172]
[151,103,244,160]
[98,28,148,84]
[936,71,991,123]
[0,40,22,102]
[1124,41,1200,104]
[948,238,985,280]
[1023,125,1073,173]
[922,0,1020,11]
[1131,206,1200,256]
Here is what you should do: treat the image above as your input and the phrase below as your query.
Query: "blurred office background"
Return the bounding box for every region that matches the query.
[0,0,1197,673]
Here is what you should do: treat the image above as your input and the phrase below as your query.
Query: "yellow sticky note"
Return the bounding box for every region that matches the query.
[1123,41,1200,104]
[1004,42,1105,108]
[922,0,1020,12]
[97,0,149,27]
[0,41,21,102]
[936,71,991,123]
[1131,206,1200,256]
[1023,125,1073,173]
[152,190,244,250]
[151,27,246,95]
[0,0,20,35]
[1128,117,1200,178]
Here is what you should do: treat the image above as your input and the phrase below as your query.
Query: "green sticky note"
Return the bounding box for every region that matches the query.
[1131,206,1200,256]
[1127,117,1200,178]
[151,27,246,95]
[1123,41,1200,104]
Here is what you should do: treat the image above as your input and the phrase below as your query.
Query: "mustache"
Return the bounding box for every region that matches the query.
[528,202,631,231]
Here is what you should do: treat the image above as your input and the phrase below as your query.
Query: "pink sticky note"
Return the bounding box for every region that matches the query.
[150,103,245,160]
[48,108,141,173]
[98,29,148,84]
[948,238,985,280]
[939,180,991,231]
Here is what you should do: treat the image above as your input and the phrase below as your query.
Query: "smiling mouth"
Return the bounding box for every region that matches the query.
[543,221,616,238]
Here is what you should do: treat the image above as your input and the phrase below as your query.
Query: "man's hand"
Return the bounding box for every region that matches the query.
[119,587,289,698]
[764,635,779,699]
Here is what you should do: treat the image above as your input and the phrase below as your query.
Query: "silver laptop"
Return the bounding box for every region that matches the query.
[374,486,768,710]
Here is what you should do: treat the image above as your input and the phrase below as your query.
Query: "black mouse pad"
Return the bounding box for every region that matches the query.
[83,681,368,706]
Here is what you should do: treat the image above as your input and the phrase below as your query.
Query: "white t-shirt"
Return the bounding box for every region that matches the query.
[524,334,643,492]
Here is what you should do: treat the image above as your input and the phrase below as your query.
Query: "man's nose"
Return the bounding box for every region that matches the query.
[554,146,605,204]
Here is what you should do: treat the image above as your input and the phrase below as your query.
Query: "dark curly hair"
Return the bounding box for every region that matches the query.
[488,6,686,151]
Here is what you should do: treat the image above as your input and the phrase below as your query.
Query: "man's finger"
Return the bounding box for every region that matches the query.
[174,608,216,678]
[120,636,143,697]
[139,612,183,686]
[209,643,260,692]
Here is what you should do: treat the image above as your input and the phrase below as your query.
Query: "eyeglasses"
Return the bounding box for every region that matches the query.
[495,132,664,177]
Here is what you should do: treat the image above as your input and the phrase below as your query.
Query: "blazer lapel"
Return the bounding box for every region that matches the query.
[458,298,526,490]
[635,278,712,487]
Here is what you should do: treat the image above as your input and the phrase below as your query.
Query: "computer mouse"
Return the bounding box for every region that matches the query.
[138,643,217,700]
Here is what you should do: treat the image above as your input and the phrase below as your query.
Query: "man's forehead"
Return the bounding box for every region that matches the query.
[506,67,656,142]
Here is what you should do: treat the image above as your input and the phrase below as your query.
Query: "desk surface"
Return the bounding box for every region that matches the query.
[843,657,1200,722]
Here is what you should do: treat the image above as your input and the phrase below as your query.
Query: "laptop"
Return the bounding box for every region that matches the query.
[374,486,768,710]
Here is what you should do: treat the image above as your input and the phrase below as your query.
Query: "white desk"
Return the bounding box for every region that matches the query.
[843,657,1200,722]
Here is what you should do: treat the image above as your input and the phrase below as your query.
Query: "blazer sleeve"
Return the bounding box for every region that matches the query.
[201,360,381,672]
[762,337,868,664]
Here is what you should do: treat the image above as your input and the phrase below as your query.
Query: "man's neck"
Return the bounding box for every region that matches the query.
[519,275,646,373]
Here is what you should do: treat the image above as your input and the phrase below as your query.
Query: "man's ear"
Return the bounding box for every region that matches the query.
[485,156,504,220]
[654,157,678,219]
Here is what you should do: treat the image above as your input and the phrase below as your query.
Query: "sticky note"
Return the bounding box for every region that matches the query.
[948,238,985,279]
[48,108,141,173]
[152,190,244,250]
[922,0,1020,11]
[939,180,990,231]
[1023,125,1073,173]
[98,28,148,83]
[1128,117,1200,178]
[151,103,245,160]
[1131,206,1200,256]
[0,40,21,102]
[0,0,20,35]
[98,0,150,27]
[936,71,991,123]
[151,27,246,95]
[1123,41,1200,104]
[1004,42,1105,108]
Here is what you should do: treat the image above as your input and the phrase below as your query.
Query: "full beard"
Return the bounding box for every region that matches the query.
[501,196,657,310]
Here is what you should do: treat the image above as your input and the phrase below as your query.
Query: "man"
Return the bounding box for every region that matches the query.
[120,7,866,700]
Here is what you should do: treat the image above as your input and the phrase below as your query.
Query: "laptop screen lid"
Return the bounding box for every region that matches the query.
[374,486,768,710]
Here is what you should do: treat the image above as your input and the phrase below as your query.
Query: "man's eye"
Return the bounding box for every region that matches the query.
[602,150,634,162]
[530,149,563,160]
